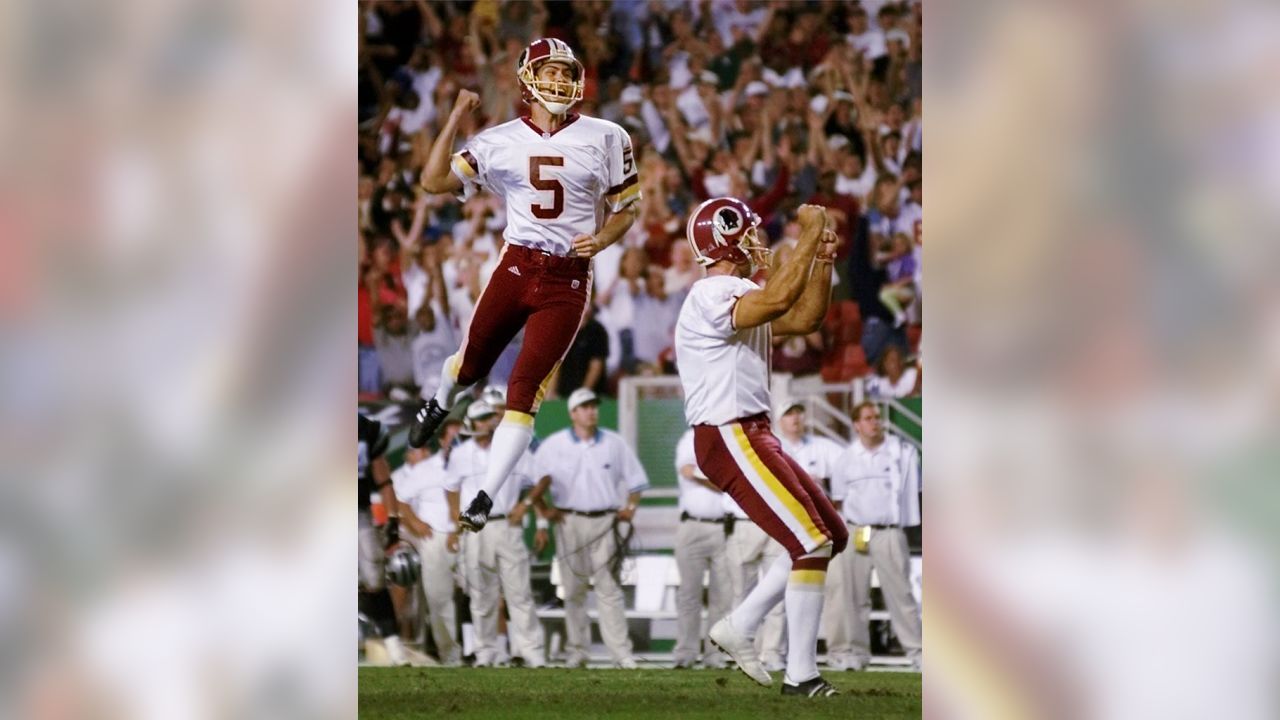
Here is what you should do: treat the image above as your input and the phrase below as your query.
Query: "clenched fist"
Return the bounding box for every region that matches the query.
[797,203,829,230]
[452,89,481,116]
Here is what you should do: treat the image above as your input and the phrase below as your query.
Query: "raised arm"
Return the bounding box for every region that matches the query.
[420,89,480,194]
[772,221,839,336]
[732,204,828,329]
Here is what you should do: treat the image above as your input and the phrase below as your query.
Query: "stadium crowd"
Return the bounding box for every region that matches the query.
[358,0,923,404]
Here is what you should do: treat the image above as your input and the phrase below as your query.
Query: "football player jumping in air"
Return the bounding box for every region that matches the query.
[411,38,641,532]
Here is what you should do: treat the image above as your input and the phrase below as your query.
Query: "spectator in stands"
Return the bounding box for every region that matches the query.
[631,265,684,375]
[877,232,917,328]
[551,301,609,399]
[598,246,649,376]
[866,344,919,400]
[664,240,701,297]
[374,304,417,400]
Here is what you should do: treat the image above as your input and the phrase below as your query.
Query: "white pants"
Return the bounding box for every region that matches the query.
[825,526,922,665]
[406,529,461,664]
[556,513,633,663]
[724,518,787,663]
[462,520,546,666]
[673,520,731,666]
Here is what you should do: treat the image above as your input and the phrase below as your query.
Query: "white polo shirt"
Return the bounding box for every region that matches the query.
[777,433,847,495]
[443,438,535,516]
[675,429,724,520]
[534,427,649,512]
[392,454,455,533]
[831,434,921,527]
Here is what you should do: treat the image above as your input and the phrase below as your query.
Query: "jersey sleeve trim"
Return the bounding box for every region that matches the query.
[451,150,479,179]
[606,174,642,212]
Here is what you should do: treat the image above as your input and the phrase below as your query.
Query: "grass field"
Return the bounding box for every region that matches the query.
[359,667,921,719]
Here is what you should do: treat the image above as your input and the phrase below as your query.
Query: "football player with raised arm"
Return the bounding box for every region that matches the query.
[674,199,848,697]
[410,38,640,534]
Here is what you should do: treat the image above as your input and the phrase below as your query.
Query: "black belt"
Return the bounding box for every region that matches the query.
[847,521,898,529]
[563,509,616,518]
[681,511,727,524]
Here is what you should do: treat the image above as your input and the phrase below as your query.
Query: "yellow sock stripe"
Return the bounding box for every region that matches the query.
[730,425,826,544]
[789,569,827,586]
[503,410,535,428]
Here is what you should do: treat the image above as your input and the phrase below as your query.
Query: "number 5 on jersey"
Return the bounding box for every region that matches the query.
[529,156,564,219]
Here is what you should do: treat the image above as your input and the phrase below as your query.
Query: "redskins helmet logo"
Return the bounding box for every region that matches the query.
[714,207,742,238]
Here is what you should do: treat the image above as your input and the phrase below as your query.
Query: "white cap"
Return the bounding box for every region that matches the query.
[620,85,643,104]
[567,387,599,411]
[886,29,911,47]
[698,70,719,85]
[762,68,785,87]
[466,400,498,421]
[832,90,855,103]
[745,81,769,97]
[809,94,829,114]
[774,398,806,419]
[828,134,851,151]
[782,67,806,88]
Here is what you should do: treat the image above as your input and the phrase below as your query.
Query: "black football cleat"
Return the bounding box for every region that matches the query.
[408,398,448,449]
[460,490,493,532]
[781,675,840,697]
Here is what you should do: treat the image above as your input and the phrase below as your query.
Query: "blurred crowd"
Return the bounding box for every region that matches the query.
[359,0,923,404]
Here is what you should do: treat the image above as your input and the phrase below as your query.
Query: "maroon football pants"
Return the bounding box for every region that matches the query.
[694,414,848,560]
[452,244,592,415]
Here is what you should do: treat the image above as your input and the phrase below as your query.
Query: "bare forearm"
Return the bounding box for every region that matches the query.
[595,205,637,249]
[789,261,833,332]
[422,113,464,192]
[764,220,825,306]
[446,490,460,523]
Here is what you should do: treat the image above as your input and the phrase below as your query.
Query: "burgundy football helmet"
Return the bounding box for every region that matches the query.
[517,38,584,116]
[685,197,770,272]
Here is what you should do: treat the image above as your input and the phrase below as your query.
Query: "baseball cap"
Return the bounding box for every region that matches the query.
[567,387,599,411]
[466,400,498,421]
[620,85,643,104]
[809,94,830,114]
[886,29,911,48]
[828,134,851,152]
[745,81,769,98]
[697,70,718,86]
[774,398,806,418]
[832,90,855,103]
[782,68,806,88]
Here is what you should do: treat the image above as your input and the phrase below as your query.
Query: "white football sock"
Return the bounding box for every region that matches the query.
[784,546,833,684]
[730,552,791,636]
[433,354,467,409]
[478,413,535,499]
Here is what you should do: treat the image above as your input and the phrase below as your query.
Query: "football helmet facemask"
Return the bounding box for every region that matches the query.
[517,38,584,116]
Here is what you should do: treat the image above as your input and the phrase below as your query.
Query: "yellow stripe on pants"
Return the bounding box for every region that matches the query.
[730,424,826,545]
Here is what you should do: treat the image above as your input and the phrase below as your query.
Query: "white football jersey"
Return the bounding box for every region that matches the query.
[675,274,772,426]
[450,114,640,256]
